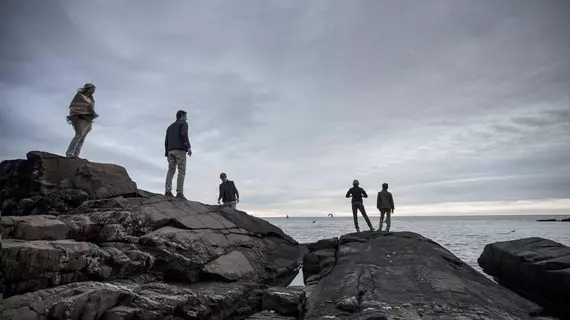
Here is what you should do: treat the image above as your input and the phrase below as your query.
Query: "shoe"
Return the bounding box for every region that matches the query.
[165,191,174,197]
[369,228,375,232]
[176,193,187,200]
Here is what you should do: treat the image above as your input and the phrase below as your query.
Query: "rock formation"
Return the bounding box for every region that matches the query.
[302,231,554,319]
[1,151,304,319]
[479,237,570,319]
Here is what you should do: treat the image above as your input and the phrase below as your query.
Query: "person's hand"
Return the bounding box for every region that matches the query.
[236,198,240,203]
[165,152,168,157]
[218,200,221,205]
[392,209,395,214]
[187,149,192,157]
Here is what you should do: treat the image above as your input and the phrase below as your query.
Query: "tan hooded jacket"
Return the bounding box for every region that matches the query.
[67,88,98,122]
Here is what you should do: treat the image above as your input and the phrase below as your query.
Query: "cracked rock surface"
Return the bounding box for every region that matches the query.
[303,231,556,320]
[0,151,304,319]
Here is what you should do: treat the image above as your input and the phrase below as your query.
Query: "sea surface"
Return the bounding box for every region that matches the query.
[265,215,570,286]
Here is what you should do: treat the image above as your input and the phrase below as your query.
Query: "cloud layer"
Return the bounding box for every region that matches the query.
[1,0,569,216]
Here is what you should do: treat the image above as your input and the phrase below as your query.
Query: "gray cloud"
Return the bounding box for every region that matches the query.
[1,0,569,216]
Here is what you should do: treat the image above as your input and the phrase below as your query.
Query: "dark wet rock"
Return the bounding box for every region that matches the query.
[304,231,552,320]
[1,215,71,240]
[1,281,303,320]
[537,219,558,222]
[246,310,296,320]
[478,237,570,319]
[1,239,154,296]
[260,286,305,317]
[561,217,570,222]
[302,238,337,285]
[0,151,138,216]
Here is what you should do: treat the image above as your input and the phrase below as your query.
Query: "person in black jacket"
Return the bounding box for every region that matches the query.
[346,180,374,232]
[218,173,239,209]
[164,110,192,199]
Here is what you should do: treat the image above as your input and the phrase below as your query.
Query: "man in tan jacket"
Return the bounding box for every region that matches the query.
[65,83,98,158]
[377,183,395,231]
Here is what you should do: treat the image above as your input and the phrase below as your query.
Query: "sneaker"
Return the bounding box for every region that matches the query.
[176,193,187,200]
[369,228,375,232]
[165,191,174,197]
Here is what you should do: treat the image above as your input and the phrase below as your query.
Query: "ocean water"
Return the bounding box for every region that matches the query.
[266,215,570,286]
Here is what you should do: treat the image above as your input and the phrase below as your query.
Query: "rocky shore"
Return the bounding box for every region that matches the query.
[0,151,563,319]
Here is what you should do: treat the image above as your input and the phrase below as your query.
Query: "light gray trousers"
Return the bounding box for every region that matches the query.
[165,150,187,194]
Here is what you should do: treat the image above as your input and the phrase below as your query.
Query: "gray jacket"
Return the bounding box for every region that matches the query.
[377,190,395,209]
[165,120,191,156]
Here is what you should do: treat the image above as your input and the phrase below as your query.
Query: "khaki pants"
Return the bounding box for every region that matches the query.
[165,150,187,194]
[379,208,392,231]
[66,118,92,157]
[352,202,373,232]
[223,201,237,209]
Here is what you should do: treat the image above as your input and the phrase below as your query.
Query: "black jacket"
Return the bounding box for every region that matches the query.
[165,120,190,155]
[346,186,368,203]
[219,180,239,202]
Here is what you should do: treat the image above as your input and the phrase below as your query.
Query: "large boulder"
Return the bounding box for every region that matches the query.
[303,231,552,320]
[478,237,570,319]
[0,151,138,216]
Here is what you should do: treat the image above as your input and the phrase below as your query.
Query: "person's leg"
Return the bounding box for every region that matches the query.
[352,203,360,232]
[74,121,92,157]
[165,151,177,195]
[386,210,392,232]
[358,203,374,231]
[175,150,187,196]
[379,209,385,231]
[65,118,90,157]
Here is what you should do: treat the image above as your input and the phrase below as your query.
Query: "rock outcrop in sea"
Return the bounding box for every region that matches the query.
[479,237,570,319]
[0,151,561,319]
[302,231,555,319]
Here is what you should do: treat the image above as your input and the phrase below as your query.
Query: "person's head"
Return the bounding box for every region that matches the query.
[353,179,359,187]
[220,172,227,182]
[176,110,187,121]
[382,183,389,190]
[83,83,96,96]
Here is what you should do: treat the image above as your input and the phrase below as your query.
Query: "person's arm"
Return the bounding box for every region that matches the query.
[362,189,368,198]
[164,133,168,157]
[390,193,395,210]
[180,122,191,152]
[377,192,381,209]
[233,182,239,201]
[346,188,352,198]
[218,184,223,204]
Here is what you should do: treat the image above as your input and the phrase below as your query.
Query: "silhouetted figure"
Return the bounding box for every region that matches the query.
[346,180,374,232]
[218,172,239,209]
[65,83,98,158]
[286,215,289,219]
[377,183,395,231]
[164,110,192,199]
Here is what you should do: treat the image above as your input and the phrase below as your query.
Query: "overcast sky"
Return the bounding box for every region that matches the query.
[1,0,569,217]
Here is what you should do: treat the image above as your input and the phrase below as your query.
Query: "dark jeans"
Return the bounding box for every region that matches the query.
[352,202,374,232]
